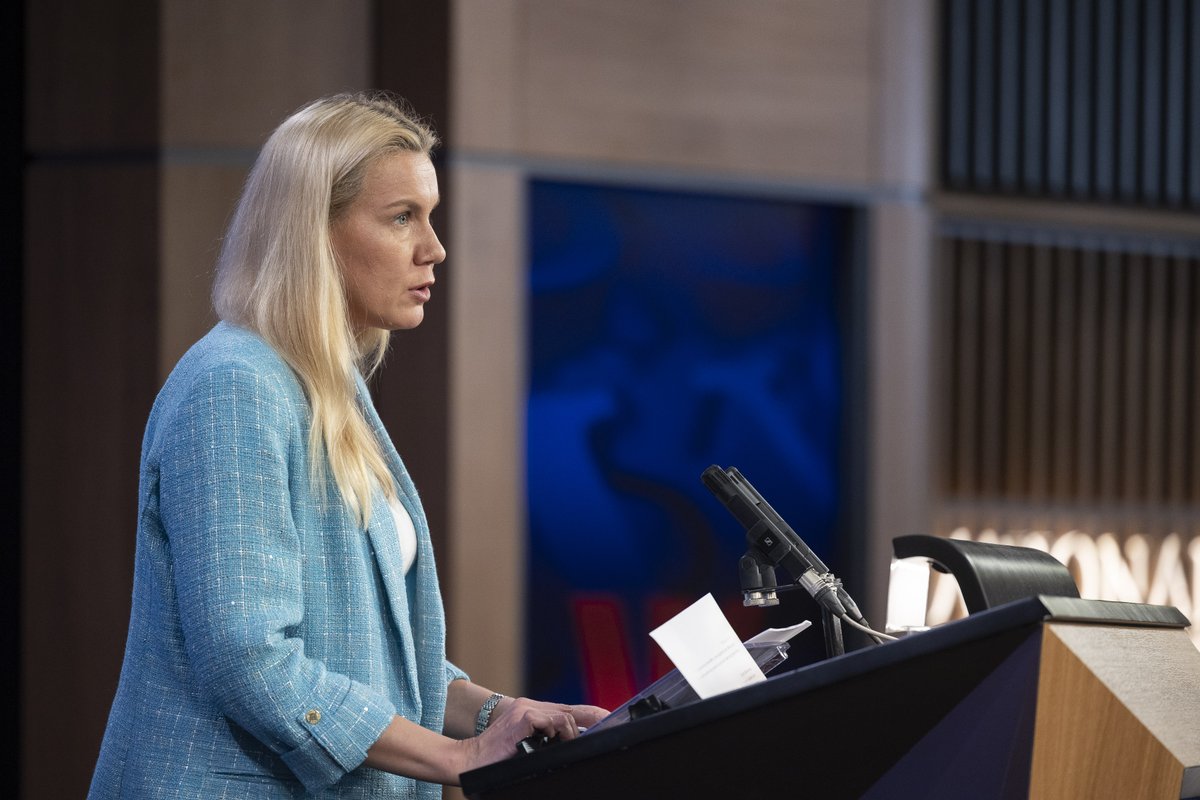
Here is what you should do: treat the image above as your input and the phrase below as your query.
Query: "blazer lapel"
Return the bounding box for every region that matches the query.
[355,376,423,712]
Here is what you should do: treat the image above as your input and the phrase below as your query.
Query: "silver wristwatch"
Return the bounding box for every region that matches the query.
[475,692,506,736]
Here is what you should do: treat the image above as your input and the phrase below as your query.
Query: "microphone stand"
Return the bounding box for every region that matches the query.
[708,465,882,660]
[738,521,848,659]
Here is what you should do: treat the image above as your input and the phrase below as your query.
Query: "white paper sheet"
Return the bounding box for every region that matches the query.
[648,593,767,699]
[744,620,812,646]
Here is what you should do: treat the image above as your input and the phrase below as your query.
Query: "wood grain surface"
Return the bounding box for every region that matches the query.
[1029,623,1200,799]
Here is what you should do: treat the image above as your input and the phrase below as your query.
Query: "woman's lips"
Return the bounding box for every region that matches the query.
[410,283,433,302]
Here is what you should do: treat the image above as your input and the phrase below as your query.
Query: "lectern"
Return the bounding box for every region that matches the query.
[462,596,1199,799]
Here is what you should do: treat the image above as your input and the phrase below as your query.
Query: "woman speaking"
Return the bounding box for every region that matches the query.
[89,93,604,798]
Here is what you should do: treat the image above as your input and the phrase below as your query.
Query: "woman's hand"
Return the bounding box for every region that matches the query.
[457,697,609,772]
[489,696,609,734]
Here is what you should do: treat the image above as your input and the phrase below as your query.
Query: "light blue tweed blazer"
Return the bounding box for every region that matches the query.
[89,322,467,799]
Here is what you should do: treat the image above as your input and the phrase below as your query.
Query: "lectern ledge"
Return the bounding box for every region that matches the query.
[462,592,1198,800]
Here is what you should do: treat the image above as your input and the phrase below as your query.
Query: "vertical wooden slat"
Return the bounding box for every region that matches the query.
[1052,245,1077,500]
[956,237,983,495]
[1097,248,1124,502]
[980,239,1007,495]
[1143,252,1168,504]
[1004,242,1031,496]
[945,0,974,187]
[972,0,996,189]
[1022,0,1047,193]
[1140,0,1164,205]
[1165,255,1191,504]
[996,0,1022,191]
[1044,0,1070,195]
[1117,0,1142,203]
[944,235,964,494]
[1093,0,1119,201]
[1191,255,1200,502]
[1189,0,1200,208]
[1162,0,1187,207]
[1028,241,1054,501]
[1075,249,1100,501]
[1069,0,1093,199]
[1121,252,1147,503]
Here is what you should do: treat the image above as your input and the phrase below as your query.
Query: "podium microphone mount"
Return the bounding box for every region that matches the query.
[703,465,889,658]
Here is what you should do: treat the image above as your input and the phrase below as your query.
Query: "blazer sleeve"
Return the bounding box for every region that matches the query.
[158,363,396,794]
[445,660,469,686]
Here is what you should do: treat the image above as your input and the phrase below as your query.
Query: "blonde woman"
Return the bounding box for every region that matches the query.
[89,93,604,799]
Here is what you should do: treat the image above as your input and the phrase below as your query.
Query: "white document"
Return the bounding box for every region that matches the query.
[649,593,767,699]
[745,620,812,646]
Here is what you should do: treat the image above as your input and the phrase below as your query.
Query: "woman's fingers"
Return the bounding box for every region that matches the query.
[479,697,611,763]
[526,708,578,740]
[565,704,609,727]
[491,697,608,732]
[459,700,613,774]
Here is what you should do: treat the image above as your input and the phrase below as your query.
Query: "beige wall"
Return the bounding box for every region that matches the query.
[457,0,877,184]
[158,0,373,376]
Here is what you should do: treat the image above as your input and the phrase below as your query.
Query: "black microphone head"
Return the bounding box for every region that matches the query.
[739,553,763,590]
[700,465,731,496]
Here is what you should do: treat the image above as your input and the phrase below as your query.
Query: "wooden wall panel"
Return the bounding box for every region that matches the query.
[22,162,160,800]
[446,164,527,698]
[157,163,242,375]
[938,228,1200,509]
[158,0,373,371]
[941,0,1200,211]
[23,3,162,797]
[25,0,160,151]
[23,3,383,797]
[866,200,935,626]
[451,0,521,154]
[457,0,877,185]
[161,0,371,148]
[371,0,455,588]
[2,0,22,792]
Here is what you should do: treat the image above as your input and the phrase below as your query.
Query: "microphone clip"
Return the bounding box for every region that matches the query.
[739,553,779,607]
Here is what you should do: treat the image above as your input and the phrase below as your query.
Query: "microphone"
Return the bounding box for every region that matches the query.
[702,465,874,633]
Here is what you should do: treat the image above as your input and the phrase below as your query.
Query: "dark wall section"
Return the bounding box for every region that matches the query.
[4,0,24,795]
[942,0,1199,210]
[19,4,458,797]
[21,2,161,798]
[370,0,456,598]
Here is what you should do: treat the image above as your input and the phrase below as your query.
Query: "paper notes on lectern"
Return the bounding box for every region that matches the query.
[649,593,767,699]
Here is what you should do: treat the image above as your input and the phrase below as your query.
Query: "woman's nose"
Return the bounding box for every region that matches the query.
[422,227,447,266]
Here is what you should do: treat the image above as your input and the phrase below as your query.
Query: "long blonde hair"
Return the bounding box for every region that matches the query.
[213,92,438,526]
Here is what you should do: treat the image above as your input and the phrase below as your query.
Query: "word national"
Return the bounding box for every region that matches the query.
[927,527,1199,648]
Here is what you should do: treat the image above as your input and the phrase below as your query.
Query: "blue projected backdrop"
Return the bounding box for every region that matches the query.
[526,180,853,708]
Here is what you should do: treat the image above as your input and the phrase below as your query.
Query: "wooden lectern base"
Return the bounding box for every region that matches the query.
[1030,624,1200,800]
